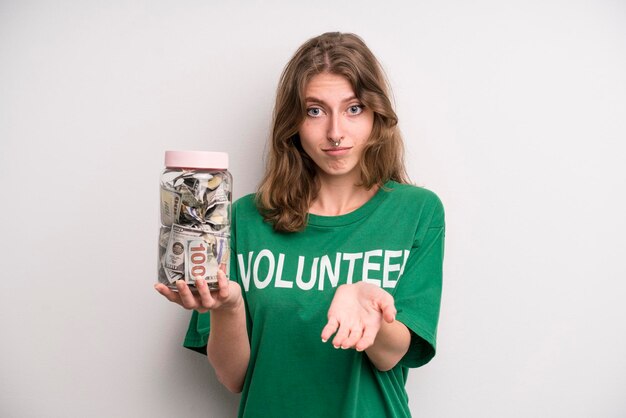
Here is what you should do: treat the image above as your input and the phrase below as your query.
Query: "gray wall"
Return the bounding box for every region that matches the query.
[1,1,625,417]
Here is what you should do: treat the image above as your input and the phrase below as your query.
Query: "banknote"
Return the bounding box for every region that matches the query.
[185,238,219,287]
[165,268,184,284]
[159,227,170,249]
[207,203,229,226]
[185,233,229,288]
[206,182,229,209]
[164,224,202,273]
[160,187,181,226]
[212,233,230,271]
[158,262,183,285]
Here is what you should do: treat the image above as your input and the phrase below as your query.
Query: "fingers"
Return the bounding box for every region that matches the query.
[156,281,205,311]
[355,325,378,352]
[378,293,397,323]
[331,321,352,349]
[176,280,200,309]
[216,269,229,299]
[324,319,376,351]
[155,274,233,314]
[176,280,218,313]
[339,326,363,350]
[321,317,339,343]
[195,278,216,310]
[155,283,182,304]
[323,316,366,350]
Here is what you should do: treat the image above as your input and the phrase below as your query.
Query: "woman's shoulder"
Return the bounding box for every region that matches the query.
[233,193,258,214]
[384,181,445,226]
[385,181,443,206]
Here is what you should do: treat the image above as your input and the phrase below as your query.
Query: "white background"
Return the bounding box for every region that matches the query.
[1,1,625,417]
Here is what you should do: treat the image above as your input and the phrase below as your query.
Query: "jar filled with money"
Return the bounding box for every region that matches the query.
[158,151,232,291]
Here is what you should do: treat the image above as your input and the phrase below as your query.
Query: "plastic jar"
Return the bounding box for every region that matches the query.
[158,151,232,291]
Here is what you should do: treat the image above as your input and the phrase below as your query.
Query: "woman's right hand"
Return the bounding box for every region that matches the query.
[154,269,242,314]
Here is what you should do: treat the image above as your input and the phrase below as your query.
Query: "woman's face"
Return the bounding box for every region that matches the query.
[298,72,374,183]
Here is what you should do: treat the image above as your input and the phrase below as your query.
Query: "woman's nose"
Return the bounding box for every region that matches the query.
[326,113,344,143]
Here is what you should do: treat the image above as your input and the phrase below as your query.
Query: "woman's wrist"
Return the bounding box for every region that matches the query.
[365,319,411,371]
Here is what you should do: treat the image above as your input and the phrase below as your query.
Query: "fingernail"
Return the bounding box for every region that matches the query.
[321,338,327,343]
[333,345,340,349]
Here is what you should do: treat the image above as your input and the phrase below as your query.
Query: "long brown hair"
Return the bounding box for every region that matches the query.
[256,32,409,232]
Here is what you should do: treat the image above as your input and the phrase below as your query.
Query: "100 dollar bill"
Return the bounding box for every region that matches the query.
[163,224,229,287]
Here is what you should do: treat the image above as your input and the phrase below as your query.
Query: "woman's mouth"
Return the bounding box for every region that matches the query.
[322,146,352,155]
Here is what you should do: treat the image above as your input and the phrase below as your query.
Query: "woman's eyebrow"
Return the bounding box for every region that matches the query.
[304,95,359,105]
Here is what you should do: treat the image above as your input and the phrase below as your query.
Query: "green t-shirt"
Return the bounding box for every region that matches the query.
[184,181,445,418]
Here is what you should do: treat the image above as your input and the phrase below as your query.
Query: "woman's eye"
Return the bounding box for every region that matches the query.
[306,107,322,117]
[347,105,364,115]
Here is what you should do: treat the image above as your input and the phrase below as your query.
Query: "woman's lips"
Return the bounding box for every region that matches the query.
[322,146,352,155]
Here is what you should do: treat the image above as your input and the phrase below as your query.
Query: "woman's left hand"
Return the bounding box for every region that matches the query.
[321,282,397,352]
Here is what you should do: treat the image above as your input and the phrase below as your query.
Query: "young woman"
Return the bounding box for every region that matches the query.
[155,32,445,418]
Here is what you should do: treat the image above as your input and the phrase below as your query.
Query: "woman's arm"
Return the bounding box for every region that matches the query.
[364,319,411,371]
[207,293,250,393]
[156,272,250,393]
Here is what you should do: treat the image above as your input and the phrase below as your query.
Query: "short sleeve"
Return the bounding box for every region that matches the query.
[394,194,445,368]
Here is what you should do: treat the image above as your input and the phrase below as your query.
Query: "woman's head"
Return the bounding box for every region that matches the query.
[258,32,409,232]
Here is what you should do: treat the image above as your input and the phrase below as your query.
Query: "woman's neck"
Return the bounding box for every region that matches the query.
[309,176,379,216]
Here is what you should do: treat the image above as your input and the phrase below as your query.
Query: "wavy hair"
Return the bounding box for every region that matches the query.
[256,32,409,232]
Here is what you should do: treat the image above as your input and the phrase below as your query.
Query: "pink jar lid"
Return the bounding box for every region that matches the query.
[164,150,229,169]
